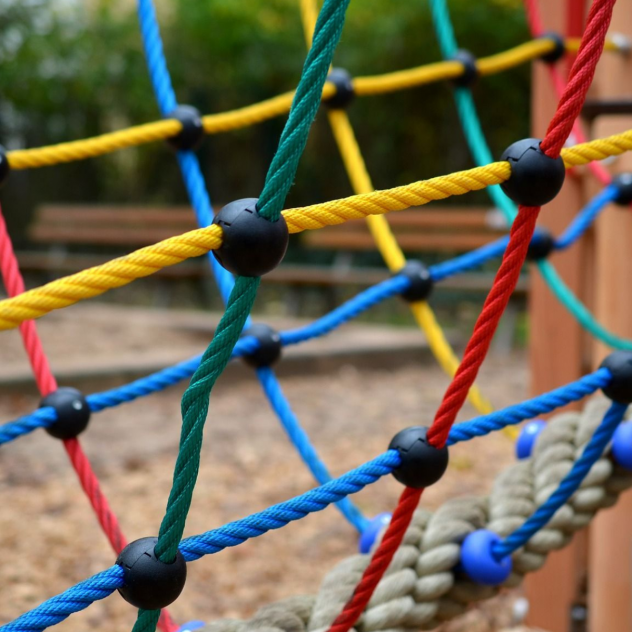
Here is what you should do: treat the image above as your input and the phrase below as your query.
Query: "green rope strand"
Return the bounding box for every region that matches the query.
[257,0,351,222]
[133,2,352,631]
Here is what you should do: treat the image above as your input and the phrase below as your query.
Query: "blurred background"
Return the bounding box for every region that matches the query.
[0,0,531,330]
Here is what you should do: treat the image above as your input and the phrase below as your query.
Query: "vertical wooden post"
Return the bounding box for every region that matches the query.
[525,2,590,630]
[586,0,632,625]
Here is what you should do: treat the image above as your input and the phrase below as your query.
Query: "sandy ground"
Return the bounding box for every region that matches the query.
[0,305,540,632]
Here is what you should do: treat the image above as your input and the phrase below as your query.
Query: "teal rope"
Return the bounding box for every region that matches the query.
[428,0,632,349]
[133,2,352,631]
[257,0,351,222]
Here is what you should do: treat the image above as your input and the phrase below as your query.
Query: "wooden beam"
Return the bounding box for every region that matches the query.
[525,1,590,629]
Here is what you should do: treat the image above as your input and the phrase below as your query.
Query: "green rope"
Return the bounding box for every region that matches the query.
[133,2,352,631]
[257,0,351,222]
[428,0,632,350]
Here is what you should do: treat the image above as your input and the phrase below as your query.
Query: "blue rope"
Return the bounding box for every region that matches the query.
[136,0,366,532]
[0,566,124,632]
[179,450,399,561]
[0,408,56,444]
[554,185,617,251]
[447,368,612,446]
[493,401,628,559]
[429,237,509,282]
[280,275,409,346]
[256,367,369,532]
[3,452,396,632]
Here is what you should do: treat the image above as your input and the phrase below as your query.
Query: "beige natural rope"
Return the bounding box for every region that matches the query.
[202,397,632,632]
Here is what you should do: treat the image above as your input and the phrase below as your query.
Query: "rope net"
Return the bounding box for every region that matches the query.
[0,0,631,631]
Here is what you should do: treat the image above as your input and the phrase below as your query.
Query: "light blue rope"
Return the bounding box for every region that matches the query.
[447,368,612,445]
[0,408,56,444]
[0,566,124,632]
[493,401,628,559]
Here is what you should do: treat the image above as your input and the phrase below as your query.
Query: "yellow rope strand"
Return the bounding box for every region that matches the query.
[301,0,495,419]
[0,225,222,330]
[7,37,619,170]
[1,128,631,330]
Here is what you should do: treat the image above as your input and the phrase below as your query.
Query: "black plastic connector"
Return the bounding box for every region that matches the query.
[116,537,187,610]
[40,387,91,440]
[500,138,566,207]
[324,68,355,109]
[0,146,10,188]
[388,426,449,488]
[166,105,204,151]
[612,173,632,206]
[539,32,566,64]
[241,323,282,368]
[397,260,433,302]
[527,227,556,261]
[212,198,289,277]
[451,49,478,87]
[600,351,632,404]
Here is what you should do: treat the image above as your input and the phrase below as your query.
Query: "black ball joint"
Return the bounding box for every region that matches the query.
[116,537,187,610]
[540,32,566,64]
[527,227,557,261]
[451,49,478,87]
[500,138,566,207]
[212,198,289,277]
[388,426,449,488]
[39,387,91,440]
[166,105,204,151]
[241,323,282,368]
[612,173,632,206]
[0,146,10,187]
[397,260,433,302]
[600,351,632,404]
[324,68,355,109]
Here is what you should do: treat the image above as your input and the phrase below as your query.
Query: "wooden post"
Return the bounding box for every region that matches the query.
[586,0,632,625]
[525,1,590,630]
[527,0,632,629]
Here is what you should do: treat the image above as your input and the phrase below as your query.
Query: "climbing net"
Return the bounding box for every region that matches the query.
[2,0,632,631]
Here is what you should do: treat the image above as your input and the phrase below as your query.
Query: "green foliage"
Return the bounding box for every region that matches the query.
[0,0,529,242]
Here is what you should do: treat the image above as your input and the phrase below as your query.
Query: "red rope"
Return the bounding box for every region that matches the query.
[427,205,540,447]
[540,0,616,158]
[326,2,616,629]
[525,0,611,185]
[326,487,423,632]
[0,209,177,632]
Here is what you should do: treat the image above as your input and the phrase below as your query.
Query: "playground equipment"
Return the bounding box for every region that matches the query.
[1,0,632,631]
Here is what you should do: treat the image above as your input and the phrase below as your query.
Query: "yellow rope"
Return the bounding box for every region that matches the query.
[0,225,222,330]
[7,36,618,170]
[301,0,496,420]
[1,128,631,330]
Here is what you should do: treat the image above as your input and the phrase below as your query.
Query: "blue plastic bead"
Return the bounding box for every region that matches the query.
[612,421,632,470]
[177,622,205,632]
[359,513,392,554]
[515,419,547,460]
[460,529,512,586]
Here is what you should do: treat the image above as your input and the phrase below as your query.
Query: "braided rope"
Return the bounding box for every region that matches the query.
[201,398,632,632]
[7,35,620,171]
[1,125,631,333]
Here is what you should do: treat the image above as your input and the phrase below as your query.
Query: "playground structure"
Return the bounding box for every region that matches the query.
[2,0,632,631]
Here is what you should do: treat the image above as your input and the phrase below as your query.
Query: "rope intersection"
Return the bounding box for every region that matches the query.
[2,0,632,631]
